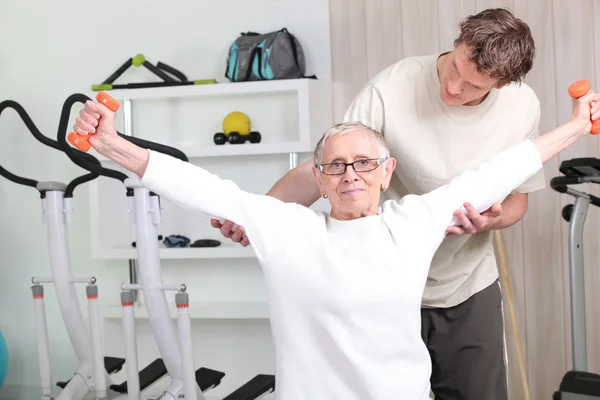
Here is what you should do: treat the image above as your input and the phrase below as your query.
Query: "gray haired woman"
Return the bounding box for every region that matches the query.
[72,90,598,400]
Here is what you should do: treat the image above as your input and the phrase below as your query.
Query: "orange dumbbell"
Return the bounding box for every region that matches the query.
[568,80,600,135]
[68,92,120,151]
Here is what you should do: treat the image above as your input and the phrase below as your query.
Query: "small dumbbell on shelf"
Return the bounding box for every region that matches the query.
[213,111,262,145]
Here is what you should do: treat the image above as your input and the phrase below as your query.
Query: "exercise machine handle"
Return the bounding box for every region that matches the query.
[58,93,129,183]
[0,98,101,197]
[550,176,584,193]
[58,92,189,183]
[568,80,600,134]
[550,176,600,207]
[118,134,189,162]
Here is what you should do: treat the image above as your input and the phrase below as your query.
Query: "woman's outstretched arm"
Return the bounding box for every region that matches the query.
[72,100,306,259]
[406,90,600,245]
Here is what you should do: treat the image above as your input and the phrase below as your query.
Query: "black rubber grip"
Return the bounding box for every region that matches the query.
[0,97,102,197]
[57,94,188,184]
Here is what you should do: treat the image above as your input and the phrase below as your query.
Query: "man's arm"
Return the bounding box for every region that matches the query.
[266,159,322,206]
[445,193,528,236]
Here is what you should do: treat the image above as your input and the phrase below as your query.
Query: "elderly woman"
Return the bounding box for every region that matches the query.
[74,92,597,400]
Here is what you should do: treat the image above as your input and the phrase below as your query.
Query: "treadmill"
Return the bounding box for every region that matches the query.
[551,157,600,399]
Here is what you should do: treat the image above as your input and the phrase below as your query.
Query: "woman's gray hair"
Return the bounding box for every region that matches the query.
[313,121,390,166]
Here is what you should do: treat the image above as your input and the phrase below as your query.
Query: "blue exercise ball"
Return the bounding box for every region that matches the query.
[0,329,8,389]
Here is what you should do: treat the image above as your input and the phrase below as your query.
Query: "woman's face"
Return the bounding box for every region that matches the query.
[313,130,396,220]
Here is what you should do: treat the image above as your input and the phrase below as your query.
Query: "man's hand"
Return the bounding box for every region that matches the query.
[210,219,250,247]
[445,202,503,237]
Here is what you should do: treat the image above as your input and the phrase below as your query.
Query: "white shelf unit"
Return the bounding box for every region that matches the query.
[96,243,255,260]
[89,78,331,160]
[102,300,270,320]
[87,78,332,261]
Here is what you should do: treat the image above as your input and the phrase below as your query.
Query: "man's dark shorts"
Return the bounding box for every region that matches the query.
[421,280,507,400]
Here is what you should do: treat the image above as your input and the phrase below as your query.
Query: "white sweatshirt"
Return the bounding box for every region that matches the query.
[139,140,543,400]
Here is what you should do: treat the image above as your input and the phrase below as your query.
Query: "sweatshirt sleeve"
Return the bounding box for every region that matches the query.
[407,140,543,244]
[139,150,304,260]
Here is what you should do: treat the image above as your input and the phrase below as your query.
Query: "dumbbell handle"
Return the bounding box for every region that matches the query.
[67,92,120,152]
[568,80,600,135]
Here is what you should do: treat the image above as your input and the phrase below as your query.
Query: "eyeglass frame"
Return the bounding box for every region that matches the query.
[316,157,388,175]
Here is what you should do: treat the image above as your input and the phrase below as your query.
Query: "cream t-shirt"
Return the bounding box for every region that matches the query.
[344,54,546,307]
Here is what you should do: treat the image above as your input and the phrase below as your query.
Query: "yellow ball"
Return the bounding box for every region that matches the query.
[222,111,251,136]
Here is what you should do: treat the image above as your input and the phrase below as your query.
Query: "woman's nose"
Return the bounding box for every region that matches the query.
[342,166,360,181]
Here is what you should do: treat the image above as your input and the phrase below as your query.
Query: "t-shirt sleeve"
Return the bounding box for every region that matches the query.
[343,83,385,132]
[395,140,543,245]
[512,97,546,194]
[139,150,303,261]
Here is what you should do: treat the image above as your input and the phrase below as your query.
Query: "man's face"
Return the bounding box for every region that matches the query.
[438,43,501,106]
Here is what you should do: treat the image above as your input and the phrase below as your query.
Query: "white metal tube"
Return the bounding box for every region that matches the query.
[87,285,106,398]
[64,197,74,224]
[121,283,143,291]
[44,190,92,366]
[128,195,136,230]
[130,185,182,379]
[150,193,162,225]
[32,285,52,397]
[162,380,184,400]
[56,367,92,400]
[176,293,197,400]
[31,277,54,284]
[568,196,589,371]
[41,197,46,225]
[123,98,132,137]
[121,291,140,400]
[72,276,95,284]
[289,152,298,170]
[160,284,182,291]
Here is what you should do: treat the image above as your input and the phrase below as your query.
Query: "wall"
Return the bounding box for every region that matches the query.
[328,0,600,399]
[0,0,331,398]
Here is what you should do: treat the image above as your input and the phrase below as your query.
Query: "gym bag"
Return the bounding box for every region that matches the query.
[225,28,314,82]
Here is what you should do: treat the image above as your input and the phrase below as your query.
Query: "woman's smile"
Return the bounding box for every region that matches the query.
[341,187,365,196]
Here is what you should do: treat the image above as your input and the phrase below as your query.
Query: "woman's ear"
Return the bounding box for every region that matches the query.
[312,166,324,192]
[382,158,397,187]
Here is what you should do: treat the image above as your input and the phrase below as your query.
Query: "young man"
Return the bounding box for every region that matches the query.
[213,8,542,400]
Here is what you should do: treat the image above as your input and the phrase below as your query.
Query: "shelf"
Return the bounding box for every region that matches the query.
[176,141,311,158]
[92,140,311,161]
[88,78,318,101]
[102,300,270,320]
[95,244,255,260]
[88,76,332,262]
